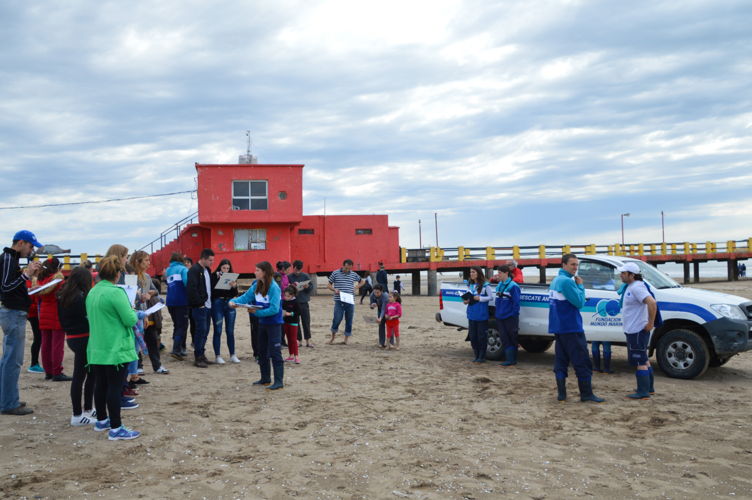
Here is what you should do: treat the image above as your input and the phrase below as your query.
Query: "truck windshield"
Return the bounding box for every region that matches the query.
[632,260,681,289]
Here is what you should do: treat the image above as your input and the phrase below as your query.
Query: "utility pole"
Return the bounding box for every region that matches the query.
[434,212,439,247]
[621,213,630,246]
[418,219,422,248]
[661,210,665,244]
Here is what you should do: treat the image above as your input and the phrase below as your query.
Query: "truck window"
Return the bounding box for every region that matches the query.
[578,261,617,291]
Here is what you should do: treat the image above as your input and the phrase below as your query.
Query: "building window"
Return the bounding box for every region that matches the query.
[234,229,267,250]
[232,180,268,210]
[355,228,373,235]
[298,229,315,235]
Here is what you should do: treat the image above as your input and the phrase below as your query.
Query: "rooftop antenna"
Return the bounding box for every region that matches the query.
[239,130,257,164]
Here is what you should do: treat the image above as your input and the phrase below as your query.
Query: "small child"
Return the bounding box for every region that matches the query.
[393,276,403,294]
[282,286,301,363]
[384,292,402,350]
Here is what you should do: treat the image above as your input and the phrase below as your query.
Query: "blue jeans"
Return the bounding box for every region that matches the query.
[0,307,28,411]
[331,300,355,337]
[191,307,212,358]
[167,305,189,354]
[211,298,236,356]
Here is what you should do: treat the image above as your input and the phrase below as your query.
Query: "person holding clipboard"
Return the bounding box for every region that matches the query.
[230,261,284,390]
[327,259,363,345]
[210,259,239,364]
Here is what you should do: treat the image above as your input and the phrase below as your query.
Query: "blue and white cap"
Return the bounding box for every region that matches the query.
[13,230,43,248]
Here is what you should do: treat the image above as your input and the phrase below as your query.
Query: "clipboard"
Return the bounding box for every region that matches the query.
[143,302,165,315]
[214,273,239,290]
[28,278,62,295]
[117,285,138,306]
[339,292,355,305]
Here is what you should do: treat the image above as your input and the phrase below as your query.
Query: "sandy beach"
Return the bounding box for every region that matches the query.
[1,280,752,499]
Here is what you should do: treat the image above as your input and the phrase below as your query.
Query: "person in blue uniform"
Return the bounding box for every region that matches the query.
[548,254,604,403]
[464,267,493,363]
[494,265,521,366]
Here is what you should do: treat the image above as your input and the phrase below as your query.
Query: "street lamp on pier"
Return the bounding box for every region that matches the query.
[621,213,630,246]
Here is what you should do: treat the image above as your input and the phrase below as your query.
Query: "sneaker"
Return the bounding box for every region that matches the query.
[285,356,294,362]
[294,357,301,364]
[170,352,185,361]
[136,368,145,375]
[120,399,139,410]
[84,409,97,420]
[1,405,33,415]
[108,426,141,441]
[230,354,241,363]
[180,350,188,357]
[71,414,95,426]
[215,356,226,365]
[122,387,139,397]
[155,366,169,374]
[133,378,149,385]
[52,373,73,382]
[94,418,111,432]
[194,358,208,368]
[27,364,44,373]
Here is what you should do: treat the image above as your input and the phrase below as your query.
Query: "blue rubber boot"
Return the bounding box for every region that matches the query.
[556,377,567,402]
[648,366,655,394]
[591,347,602,373]
[603,352,614,374]
[626,370,651,399]
[266,360,284,390]
[500,347,517,366]
[578,378,605,403]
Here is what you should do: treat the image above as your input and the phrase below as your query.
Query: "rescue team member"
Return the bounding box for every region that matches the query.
[548,254,604,403]
[1,230,43,416]
[618,262,658,400]
[464,267,493,363]
[494,265,521,366]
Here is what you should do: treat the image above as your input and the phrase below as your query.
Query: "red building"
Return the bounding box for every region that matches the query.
[147,162,400,276]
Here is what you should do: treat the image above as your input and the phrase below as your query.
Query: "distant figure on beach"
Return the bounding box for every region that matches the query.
[376,262,389,293]
[617,262,658,400]
[393,275,403,295]
[327,259,363,345]
[507,260,524,284]
[464,267,493,363]
[494,265,520,366]
[289,260,314,348]
[549,254,604,403]
[359,274,373,304]
[384,292,402,350]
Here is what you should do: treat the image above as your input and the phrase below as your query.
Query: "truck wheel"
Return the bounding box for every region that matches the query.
[656,329,710,379]
[518,337,553,353]
[485,326,504,361]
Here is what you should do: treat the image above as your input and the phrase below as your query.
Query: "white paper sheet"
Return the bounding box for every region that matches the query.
[339,292,355,304]
[124,274,138,288]
[235,303,261,310]
[143,302,165,316]
[294,280,310,291]
[117,285,137,306]
[214,272,239,290]
[28,278,62,295]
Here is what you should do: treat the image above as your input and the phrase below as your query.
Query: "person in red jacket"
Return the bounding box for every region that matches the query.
[36,258,71,381]
[507,260,524,284]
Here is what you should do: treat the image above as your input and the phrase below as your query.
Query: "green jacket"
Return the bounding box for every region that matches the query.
[86,280,138,366]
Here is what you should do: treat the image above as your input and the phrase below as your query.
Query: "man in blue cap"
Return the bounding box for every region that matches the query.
[1,230,43,415]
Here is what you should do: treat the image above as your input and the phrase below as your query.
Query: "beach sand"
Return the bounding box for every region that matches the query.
[1,281,751,499]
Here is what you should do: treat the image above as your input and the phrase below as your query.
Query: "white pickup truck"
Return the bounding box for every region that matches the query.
[436,255,752,379]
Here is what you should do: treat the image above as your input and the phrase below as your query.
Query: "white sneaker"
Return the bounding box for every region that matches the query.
[136,368,145,375]
[215,356,226,365]
[230,354,241,363]
[84,408,97,420]
[71,413,95,426]
[156,366,169,374]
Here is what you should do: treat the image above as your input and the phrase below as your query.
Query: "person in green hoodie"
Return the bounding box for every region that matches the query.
[86,255,145,441]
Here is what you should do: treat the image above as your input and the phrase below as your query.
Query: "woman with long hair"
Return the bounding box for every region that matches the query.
[210,258,239,364]
[36,257,71,381]
[464,267,494,363]
[57,266,95,425]
[86,255,143,440]
[128,251,167,375]
[230,261,284,390]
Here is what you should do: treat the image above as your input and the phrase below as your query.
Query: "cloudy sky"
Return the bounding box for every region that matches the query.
[1,0,750,255]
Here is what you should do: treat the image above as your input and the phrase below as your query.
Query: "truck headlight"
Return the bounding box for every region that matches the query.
[709,304,748,320]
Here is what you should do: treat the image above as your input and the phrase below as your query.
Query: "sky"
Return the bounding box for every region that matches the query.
[1,0,751,255]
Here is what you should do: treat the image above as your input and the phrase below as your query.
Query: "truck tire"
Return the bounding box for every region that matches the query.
[485,326,504,361]
[656,329,710,379]
[518,337,553,353]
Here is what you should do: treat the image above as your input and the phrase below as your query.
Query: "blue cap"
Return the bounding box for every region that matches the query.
[13,230,43,248]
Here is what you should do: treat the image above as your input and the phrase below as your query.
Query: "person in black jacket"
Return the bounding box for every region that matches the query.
[376,262,389,293]
[1,230,43,416]
[210,259,239,364]
[57,266,96,426]
[186,249,215,368]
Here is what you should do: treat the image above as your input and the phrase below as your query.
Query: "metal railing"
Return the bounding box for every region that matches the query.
[139,211,199,254]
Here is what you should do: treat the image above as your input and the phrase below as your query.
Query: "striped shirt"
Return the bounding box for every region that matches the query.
[328,268,361,300]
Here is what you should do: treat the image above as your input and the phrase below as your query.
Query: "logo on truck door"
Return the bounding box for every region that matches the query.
[590,299,622,327]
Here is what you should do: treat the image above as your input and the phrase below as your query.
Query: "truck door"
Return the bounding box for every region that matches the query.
[577,260,624,342]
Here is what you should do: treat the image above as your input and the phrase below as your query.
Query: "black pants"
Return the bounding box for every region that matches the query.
[168,305,189,354]
[143,325,161,371]
[67,336,95,416]
[297,302,311,341]
[249,312,261,358]
[93,364,128,429]
[28,316,41,366]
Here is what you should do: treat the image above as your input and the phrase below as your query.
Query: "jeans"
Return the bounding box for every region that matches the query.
[331,300,355,337]
[191,307,212,358]
[0,307,27,411]
[143,325,162,371]
[211,298,236,356]
[257,323,283,383]
[297,302,311,341]
[167,305,189,354]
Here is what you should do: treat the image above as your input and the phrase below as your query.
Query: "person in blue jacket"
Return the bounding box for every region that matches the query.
[464,267,493,363]
[230,261,284,390]
[165,252,189,360]
[548,254,604,403]
[494,265,521,366]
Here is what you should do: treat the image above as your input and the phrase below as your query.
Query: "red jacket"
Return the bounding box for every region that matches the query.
[512,268,524,284]
[26,280,39,318]
[38,274,64,330]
